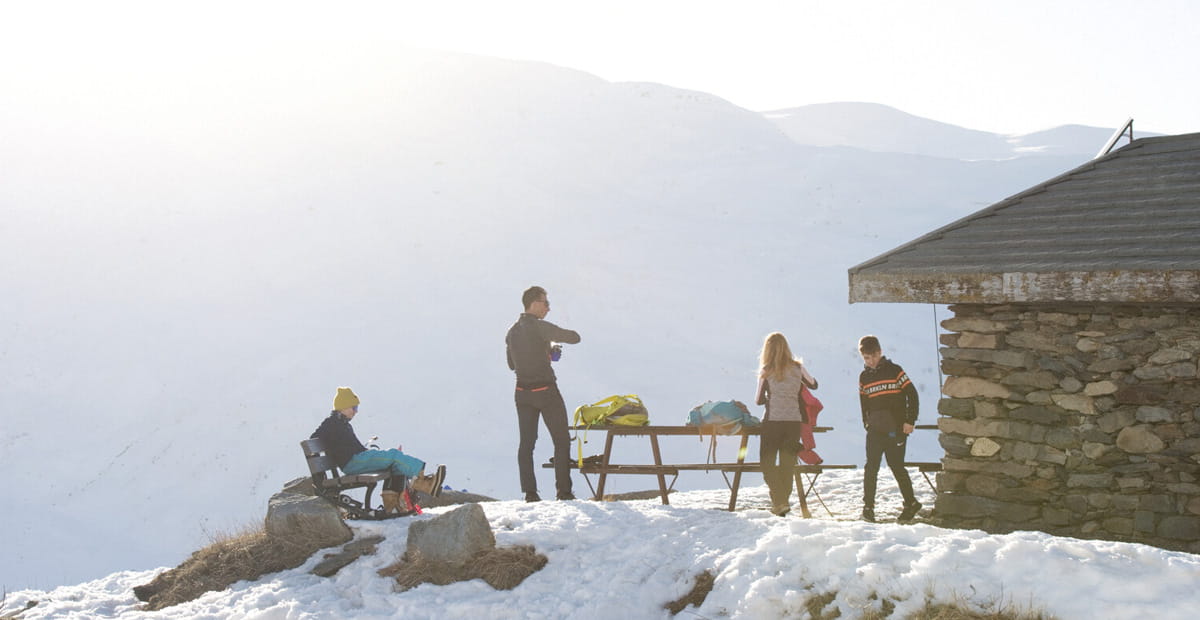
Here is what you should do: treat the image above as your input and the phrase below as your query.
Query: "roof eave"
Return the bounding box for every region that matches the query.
[848,270,1200,305]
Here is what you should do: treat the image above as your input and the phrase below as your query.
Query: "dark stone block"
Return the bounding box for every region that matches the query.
[1168,385,1200,404]
[996,487,1051,503]
[1139,495,1175,513]
[1080,429,1113,444]
[939,495,1039,522]
[939,433,972,457]
[1134,511,1157,533]
[938,398,975,418]
[1158,516,1200,540]
[937,471,968,492]
[1064,494,1090,514]
[1010,405,1064,425]
[1110,463,1161,475]
[942,360,978,376]
[1037,357,1072,374]
[1043,427,1077,450]
[1043,507,1072,526]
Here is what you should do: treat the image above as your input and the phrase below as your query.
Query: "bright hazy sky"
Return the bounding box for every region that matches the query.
[4,0,1197,136]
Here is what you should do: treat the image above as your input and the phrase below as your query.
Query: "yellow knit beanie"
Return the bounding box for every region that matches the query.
[333,387,360,411]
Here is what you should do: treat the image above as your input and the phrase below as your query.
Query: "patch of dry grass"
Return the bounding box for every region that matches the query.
[808,588,1055,620]
[660,575,1054,620]
[132,524,319,611]
[378,545,547,591]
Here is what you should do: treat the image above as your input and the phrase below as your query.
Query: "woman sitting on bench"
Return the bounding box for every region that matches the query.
[755,332,821,517]
[311,387,447,514]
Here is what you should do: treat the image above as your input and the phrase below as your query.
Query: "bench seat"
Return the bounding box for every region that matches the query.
[313,472,391,489]
[906,461,943,472]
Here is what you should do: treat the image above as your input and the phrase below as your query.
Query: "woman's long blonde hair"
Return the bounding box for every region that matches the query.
[759,332,802,382]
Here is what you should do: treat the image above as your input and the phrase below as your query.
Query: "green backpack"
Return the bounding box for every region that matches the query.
[572,394,650,466]
[573,394,649,428]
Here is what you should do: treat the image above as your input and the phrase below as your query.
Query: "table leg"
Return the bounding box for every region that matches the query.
[728,433,750,511]
[794,469,812,518]
[595,432,615,500]
[650,433,669,505]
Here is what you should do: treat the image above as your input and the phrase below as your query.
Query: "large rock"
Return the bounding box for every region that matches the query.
[265,492,352,547]
[970,437,1002,457]
[1084,381,1119,396]
[941,317,1009,334]
[406,503,496,565]
[1149,348,1192,364]
[1116,426,1166,454]
[958,332,999,349]
[1051,393,1096,415]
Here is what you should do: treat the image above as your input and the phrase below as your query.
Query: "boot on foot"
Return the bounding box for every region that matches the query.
[381,490,402,515]
[898,500,923,522]
[409,464,447,496]
[862,506,876,523]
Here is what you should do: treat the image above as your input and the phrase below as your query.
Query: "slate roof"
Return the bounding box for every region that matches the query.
[848,132,1200,304]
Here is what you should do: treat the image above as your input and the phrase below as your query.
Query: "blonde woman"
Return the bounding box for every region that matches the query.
[755,332,819,516]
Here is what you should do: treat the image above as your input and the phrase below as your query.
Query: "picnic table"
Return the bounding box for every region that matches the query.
[552,424,856,518]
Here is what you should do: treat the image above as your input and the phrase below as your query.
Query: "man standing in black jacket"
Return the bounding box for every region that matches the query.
[506,286,581,502]
[858,335,922,523]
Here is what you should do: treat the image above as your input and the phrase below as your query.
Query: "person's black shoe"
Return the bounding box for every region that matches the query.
[898,501,923,522]
[556,492,576,501]
[862,506,875,523]
[525,492,541,502]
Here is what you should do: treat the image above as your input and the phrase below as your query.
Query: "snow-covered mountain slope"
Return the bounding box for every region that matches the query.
[0,46,1095,589]
[764,101,1142,160]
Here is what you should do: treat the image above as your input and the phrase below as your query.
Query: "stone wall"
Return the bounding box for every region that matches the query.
[934,303,1200,552]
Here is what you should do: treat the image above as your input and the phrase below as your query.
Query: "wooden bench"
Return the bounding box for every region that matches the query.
[545,425,856,518]
[905,424,942,491]
[300,437,409,520]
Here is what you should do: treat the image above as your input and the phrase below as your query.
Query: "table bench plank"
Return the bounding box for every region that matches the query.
[562,425,853,515]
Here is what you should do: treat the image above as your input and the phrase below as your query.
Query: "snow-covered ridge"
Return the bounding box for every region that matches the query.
[764,101,1148,160]
[5,476,1199,619]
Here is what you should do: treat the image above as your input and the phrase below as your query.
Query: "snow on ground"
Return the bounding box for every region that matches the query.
[6,470,1199,619]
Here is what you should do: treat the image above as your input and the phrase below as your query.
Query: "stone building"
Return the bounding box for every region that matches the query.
[847,132,1200,551]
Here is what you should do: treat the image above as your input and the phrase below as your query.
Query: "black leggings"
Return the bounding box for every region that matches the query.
[760,420,803,508]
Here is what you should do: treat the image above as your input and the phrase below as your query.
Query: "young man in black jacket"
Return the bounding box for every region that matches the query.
[506,286,581,502]
[858,335,921,523]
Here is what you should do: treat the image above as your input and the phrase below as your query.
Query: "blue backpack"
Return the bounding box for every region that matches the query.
[686,400,761,434]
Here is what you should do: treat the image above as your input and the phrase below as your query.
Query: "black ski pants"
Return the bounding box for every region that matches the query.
[863,430,917,508]
[759,420,803,510]
[515,384,573,497]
